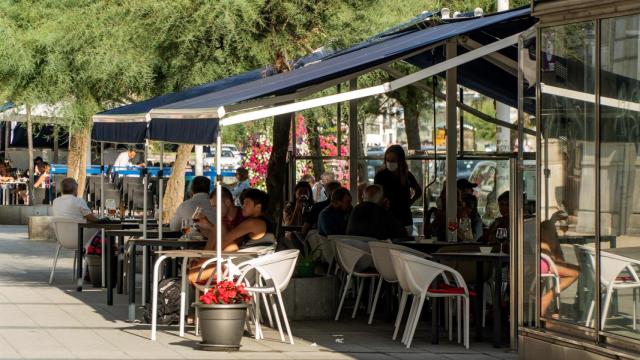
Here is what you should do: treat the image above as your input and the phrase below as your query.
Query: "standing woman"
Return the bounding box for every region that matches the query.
[374,145,422,234]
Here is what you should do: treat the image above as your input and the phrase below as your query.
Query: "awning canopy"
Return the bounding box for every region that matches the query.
[149,7,533,123]
[93,7,535,144]
[91,50,330,144]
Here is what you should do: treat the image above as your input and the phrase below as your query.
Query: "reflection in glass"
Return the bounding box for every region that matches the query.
[539,21,596,327]
[599,14,640,340]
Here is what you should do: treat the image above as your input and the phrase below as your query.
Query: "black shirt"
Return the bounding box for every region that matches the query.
[346,202,407,240]
[374,169,419,226]
[304,199,330,229]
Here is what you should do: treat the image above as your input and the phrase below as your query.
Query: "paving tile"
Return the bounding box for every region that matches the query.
[0,333,21,359]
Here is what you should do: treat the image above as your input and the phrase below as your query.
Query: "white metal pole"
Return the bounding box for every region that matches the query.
[195,145,204,176]
[100,142,104,216]
[215,129,223,277]
[158,144,163,239]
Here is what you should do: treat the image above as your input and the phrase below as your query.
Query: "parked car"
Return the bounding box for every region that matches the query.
[222,144,243,159]
[204,148,242,170]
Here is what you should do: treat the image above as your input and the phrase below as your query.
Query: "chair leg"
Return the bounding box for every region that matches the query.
[49,244,62,285]
[335,274,352,321]
[586,300,595,328]
[368,278,383,325]
[448,298,453,341]
[601,287,614,330]
[72,250,77,281]
[402,296,418,344]
[367,277,375,314]
[352,277,366,319]
[269,293,285,342]
[406,295,426,348]
[464,296,470,349]
[393,291,408,340]
[276,290,294,345]
[457,297,461,343]
[633,288,637,331]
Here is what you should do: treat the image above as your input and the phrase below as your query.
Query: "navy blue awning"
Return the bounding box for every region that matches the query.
[148,118,219,145]
[91,121,149,144]
[149,7,533,119]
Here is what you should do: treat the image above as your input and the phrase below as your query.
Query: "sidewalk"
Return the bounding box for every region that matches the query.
[0,225,517,359]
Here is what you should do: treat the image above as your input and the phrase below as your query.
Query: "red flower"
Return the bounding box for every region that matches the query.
[198,280,252,305]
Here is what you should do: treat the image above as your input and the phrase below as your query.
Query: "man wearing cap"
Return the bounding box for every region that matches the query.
[457,178,483,241]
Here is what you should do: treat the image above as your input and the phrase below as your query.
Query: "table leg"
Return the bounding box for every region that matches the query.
[475,261,484,342]
[117,235,123,294]
[142,246,148,304]
[76,225,84,291]
[107,234,113,306]
[128,242,136,322]
[101,229,106,288]
[493,259,503,348]
[179,258,189,337]
[151,255,168,341]
[145,246,152,304]
[431,297,439,344]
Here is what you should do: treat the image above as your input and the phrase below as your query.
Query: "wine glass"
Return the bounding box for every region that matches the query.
[181,218,190,238]
[105,199,116,218]
[496,228,508,253]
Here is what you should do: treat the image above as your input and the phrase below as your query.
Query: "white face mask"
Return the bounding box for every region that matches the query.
[386,161,398,172]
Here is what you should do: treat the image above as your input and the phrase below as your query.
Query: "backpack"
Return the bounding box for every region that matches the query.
[143,277,182,325]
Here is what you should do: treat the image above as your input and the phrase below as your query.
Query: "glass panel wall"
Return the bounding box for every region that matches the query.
[599,13,640,340]
[539,21,596,327]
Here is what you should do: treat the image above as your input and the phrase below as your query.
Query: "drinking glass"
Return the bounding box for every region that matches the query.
[181,218,190,238]
[105,199,116,217]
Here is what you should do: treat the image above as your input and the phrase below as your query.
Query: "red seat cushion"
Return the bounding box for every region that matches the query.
[428,284,476,297]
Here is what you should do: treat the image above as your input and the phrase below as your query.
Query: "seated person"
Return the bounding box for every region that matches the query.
[317,187,352,236]
[169,176,216,231]
[189,188,275,284]
[0,162,14,182]
[231,167,250,206]
[282,181,313,248]
[210,186,244,230]
[51,178,99,243]
[459,193,482,242]
[346,184,406,240]
[34,162,51,189]
[301,180,341,237]
[540,214,579,318]
[51,178,98,222]
[480,191,510,249]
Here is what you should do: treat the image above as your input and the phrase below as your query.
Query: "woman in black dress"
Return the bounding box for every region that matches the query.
[374,145,422,234]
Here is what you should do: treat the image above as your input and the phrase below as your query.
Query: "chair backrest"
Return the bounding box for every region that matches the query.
[329,235,378,243]
[600,251,640,286]
[248,249,299,292]
[334,239,373,273]
[369,242,431,282]
[51,217,85,250]
[132,189,152,209]
[394,250,469,296]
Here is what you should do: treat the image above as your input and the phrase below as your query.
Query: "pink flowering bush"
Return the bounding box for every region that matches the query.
[242,134,272,190]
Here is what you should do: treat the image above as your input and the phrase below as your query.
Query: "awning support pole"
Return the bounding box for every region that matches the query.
[158,143,163,239]
[100,142,104,216]
[215,127,223,278]
[445,39,458,242]
[348,78,358,203]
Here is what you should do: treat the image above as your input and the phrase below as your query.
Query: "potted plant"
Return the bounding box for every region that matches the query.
[295,242,321,278]
[86,237,103,287]
[194,280,251,350]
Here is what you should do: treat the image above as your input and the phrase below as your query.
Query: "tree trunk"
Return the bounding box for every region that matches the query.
[162,144,193,223]
[26,105,34,205]
[306,116,324,179]
[266,113,292,223]
[66,127,90,197]
[401,88,422,151]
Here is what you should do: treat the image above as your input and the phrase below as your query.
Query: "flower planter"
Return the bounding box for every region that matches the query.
[194,303,248,350]
[86,254,102,288]
[295,259,316,278]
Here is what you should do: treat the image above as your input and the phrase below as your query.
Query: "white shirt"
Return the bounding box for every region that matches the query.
[170,192,216,231]
[113,152,131,167]
[51,194,92,221]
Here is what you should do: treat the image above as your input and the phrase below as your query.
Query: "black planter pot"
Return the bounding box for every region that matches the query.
[86,255,102,287]
[194,303,248,350]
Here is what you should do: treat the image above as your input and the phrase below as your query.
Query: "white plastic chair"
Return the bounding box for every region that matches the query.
[334,239,380,321]
[368,242,431,325]
[390,250,470,349]
[235,249,299,344]
[575,245,640,329]
[193,245,276,336]
[525,253,561,323]
[49,217,88,284]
